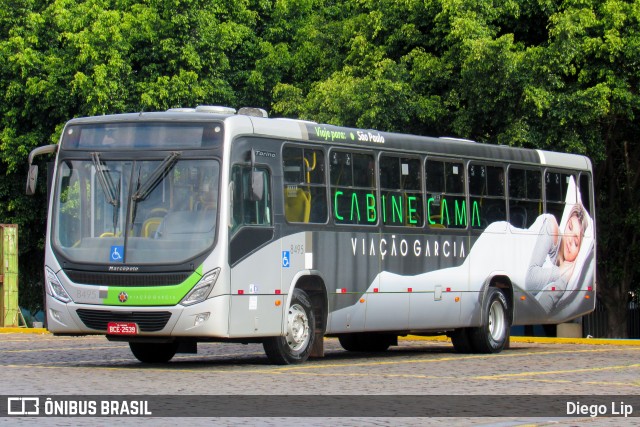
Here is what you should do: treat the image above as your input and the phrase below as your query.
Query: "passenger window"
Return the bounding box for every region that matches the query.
[545,171,575,223]
[468,163,506,229]
[330,150,376,225]
[426,159,466,229]
[579,173,593,215]
[282,146,327,223]
[508,167,542,228]
[380,155,423,227]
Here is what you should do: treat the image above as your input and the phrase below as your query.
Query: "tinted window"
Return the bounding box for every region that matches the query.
[330,150,376,225]
[231,165,272,232]
[426,159,466,229]
[282,146,327,223]
[508,167,542,228]
[545,171,575,223]
[468,163,506,229]
[380,155,422,226]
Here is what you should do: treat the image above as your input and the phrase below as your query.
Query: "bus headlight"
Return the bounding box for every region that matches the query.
[180,269,220,306]
[45,267,73,303]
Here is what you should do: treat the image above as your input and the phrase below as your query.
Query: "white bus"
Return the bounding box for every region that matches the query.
[26,106,596,364]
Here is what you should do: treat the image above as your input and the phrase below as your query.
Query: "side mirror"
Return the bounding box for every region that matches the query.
[250,170,265,201]
[249,149,264,201]
[26,164,38,195]
[25,144,58,196]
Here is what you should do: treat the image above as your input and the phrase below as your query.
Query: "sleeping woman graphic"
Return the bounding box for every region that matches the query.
[524,201,590,312]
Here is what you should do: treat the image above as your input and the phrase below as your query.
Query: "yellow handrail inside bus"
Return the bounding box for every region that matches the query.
[303,152,317,184]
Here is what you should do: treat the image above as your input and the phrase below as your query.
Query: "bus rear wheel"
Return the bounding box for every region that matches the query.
[468,287,510,353]
[129,342,178,363]
[263,288,315,365]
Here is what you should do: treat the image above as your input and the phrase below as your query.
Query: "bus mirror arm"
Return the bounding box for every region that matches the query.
[26,144,58,195]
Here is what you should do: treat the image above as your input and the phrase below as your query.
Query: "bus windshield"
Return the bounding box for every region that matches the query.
[53,157,219,265]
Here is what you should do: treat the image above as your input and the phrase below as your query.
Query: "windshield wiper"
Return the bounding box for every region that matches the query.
[131,152,181,202]
[91,152,121,233]
[91,152,119,207]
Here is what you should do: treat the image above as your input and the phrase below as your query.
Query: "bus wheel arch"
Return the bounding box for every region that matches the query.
[452,276,513,354]
[263,274,327,364]
[296,274,328,337]
[470,277,512,353]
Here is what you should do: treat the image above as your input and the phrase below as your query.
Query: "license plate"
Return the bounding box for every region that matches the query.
[107,322,138,335]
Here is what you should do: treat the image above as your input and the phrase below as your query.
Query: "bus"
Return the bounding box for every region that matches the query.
[26,105,596,364]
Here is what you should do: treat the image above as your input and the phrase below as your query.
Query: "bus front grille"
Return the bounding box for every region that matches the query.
[64,270,192,287]
[76,309,172,332]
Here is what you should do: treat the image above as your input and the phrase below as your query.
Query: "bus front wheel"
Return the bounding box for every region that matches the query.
[129,342,178,363]
[263,288,315,365]
[468,287,510,353]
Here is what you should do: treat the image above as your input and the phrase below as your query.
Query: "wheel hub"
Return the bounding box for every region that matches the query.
[488,300,506,342]
[286,304,310,352]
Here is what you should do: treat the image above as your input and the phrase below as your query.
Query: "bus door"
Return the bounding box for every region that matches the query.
[228,163,282,336]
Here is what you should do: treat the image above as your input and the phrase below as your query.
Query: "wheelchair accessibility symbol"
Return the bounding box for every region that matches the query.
[110,245,124,263]
[282,251,290,268]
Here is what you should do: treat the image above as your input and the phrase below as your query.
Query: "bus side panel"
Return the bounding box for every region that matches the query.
[466,214,596,326]
[409,291,463,331]
[318,231,470,333]
[229,239,283,337]
[372,233,469,331]
[318,231,378,334]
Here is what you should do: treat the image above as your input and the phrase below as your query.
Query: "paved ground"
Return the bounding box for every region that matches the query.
[1,330,639,426]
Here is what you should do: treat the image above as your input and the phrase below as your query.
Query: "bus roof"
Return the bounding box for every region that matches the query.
[243,115,592,172]
[65,109,592,172]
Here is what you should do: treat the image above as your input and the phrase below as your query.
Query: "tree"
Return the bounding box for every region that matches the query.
[0,0,258,313]
[1,0,638,336]
[525,0,640,337]
[270,0,640,336]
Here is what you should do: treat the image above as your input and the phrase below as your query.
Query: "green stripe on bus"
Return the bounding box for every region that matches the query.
[101,265,203,306]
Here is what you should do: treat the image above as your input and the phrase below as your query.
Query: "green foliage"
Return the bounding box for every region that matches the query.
[0,0,638,335]
[0,0,258,313]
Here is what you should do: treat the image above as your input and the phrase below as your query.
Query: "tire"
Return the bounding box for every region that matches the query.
[129,342,178,363]
[263,288,315,365]
[338,333,395,352]
[469,287,510,353]
[450,328,474,353]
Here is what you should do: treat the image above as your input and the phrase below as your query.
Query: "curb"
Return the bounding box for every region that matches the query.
[0,327,49,334]
[402,334,640,346]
